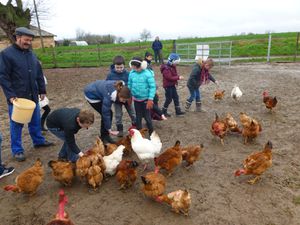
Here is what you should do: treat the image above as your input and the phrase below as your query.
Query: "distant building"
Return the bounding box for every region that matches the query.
[0,25,55,50]
[69,41,88,46]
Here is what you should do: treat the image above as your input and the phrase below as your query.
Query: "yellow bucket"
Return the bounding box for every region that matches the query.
[12,98,36,124]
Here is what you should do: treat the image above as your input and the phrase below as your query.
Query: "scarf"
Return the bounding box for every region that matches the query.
[200,65,210,85]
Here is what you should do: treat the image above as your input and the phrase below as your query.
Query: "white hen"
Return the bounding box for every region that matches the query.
[103,145,125,176]
[129,129,162,170]
[231,84,243,101]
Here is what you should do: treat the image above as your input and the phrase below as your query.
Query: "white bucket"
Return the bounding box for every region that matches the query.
[12,98,36,124]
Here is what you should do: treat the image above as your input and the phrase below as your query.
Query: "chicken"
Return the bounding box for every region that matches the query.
[75,137,106,188]
[104,143,118,155]
[241,119,262,144]
[225,113,242,133]
[239,112,252,127]
[87,164,103,190]
[130,129,162,170]
[210,113,228,145]
[4,158,44,195]
[157,190,191,216]
[214,90,225,100]
[231,84,243,101]
[235,141,273,184]
[154,140,182,176]
[47,189,74,225]
[181,144,203,168]
[116,128,149,156]
[48,160,74,186]
[263,91,278,112]
[103,145,125,176]
[116,160,139,189]
[141,172,166,199]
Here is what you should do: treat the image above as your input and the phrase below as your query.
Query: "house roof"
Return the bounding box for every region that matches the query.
[0,25,55,38]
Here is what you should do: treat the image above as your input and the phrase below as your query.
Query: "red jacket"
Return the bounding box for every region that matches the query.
[160,64,180,88]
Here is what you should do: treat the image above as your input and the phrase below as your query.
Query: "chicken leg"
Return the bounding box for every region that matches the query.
[247,176,261,185]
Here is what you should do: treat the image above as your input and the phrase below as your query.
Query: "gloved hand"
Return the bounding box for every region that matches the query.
[146,100,154,109]
[78,152,84,157]
[215,80,220,87]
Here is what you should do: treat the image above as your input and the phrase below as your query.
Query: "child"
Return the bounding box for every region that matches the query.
[39,75,51,131]
[144,51,153,70]
[46,108,94,162]
[0,131,15,179]
[106,56,136,137]
[186,58,219,112]
[84,80,132,144]
[160,53,185,117]
[128,56,156,135]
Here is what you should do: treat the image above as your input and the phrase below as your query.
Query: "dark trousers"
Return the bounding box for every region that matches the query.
[152,94,163,117]
[41,105,51,128]
[134,100,153,135]
[154,49,163,64]
[163,86,180,109]
[88,101,112,137]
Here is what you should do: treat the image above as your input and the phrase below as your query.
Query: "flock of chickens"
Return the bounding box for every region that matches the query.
[212,84,278,185]
[2,84,278,223]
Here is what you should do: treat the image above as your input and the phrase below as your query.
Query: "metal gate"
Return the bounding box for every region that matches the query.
[176,41,232,66]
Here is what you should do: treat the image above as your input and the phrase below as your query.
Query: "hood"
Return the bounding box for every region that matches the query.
[160,64,168,73]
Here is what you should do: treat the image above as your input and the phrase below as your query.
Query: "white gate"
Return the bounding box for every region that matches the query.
[176,41,232,66]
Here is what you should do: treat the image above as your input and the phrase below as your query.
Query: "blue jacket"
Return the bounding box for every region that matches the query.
[152,40,163,51]
[128,69,156,101]
[84,80,117,130]
[106,64,129,85]
[0,44,46,104]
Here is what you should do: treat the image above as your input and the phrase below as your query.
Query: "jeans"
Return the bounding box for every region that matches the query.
[187,86,201,103]
[114,102,136,126]
[8,104,45,155]
[87,101,112,137]
[134,100,153,135]
[48,128,78,162]
[163,86,180,109]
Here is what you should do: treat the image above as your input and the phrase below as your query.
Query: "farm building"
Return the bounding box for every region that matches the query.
[0,25,55,50]
[69,40,88,46]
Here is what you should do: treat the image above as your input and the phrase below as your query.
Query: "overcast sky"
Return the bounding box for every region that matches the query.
[2,0,300,41]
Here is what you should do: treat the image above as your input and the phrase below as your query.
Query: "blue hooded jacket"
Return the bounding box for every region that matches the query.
[106,64,129,85]
[0,44,46,104]
[84,80,117,130]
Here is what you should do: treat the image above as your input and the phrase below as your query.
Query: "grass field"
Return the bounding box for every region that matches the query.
[35,32,300,68]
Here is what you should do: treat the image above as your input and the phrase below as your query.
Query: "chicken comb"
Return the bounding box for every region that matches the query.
[58,189,68,220]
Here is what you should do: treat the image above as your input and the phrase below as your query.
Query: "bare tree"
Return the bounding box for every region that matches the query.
[140,29,152,42]
[0,0,31,43]
[115,36,125,44]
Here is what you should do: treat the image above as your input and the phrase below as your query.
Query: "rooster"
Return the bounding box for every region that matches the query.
[129,129,162,170]
[263,91,278,112]
[210,113,228,145]
[4,158,44,195]
[231,84,242,101]
[46,189,74,225]
[235,141,273,184]
[103,145,125,176]
[157,189,191,216]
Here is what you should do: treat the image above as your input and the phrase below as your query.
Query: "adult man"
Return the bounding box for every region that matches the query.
[0,27,53,162]
[151,36,163,64]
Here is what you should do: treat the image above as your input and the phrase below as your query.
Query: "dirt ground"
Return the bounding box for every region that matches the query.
[0,63,300,225]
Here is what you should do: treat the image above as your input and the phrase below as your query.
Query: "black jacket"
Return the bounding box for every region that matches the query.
[46,108,81,154]
[187,63,216,89]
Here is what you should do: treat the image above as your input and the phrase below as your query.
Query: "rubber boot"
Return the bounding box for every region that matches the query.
[175,106,185,116]
[196,101,205,112]
[101,135,116,144]
[117,124,124,137]
[185,100,192,112]
[162,107,171,117]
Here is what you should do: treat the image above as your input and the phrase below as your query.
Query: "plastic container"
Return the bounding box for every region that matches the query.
[12,98,36,124]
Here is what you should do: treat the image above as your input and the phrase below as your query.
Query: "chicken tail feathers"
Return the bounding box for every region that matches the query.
[4,185,19,192]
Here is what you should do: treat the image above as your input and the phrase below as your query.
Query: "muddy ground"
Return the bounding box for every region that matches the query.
[0,63,300,225]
